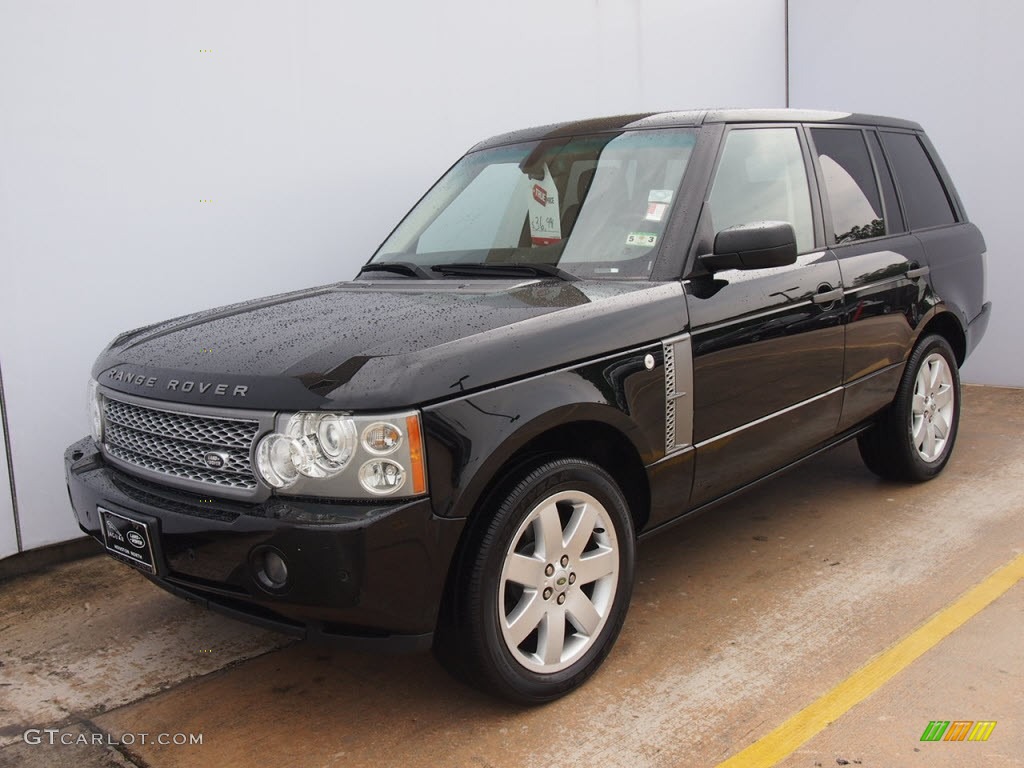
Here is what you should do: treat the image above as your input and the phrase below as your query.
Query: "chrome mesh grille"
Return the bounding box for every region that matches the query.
[105,400,256,448]
[105,422,252,475]
[662,334,693,454]
[663,341,676,453]
[103,398,260,491]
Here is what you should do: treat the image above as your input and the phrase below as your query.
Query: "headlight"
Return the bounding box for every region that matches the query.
[287,412,357,477]
[255,434,301,489]
[254,411,426,498]
[87,379,104,443]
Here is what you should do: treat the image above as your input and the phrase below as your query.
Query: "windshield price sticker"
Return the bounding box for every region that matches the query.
[626,231,658,247]
[527,165,562,246]
[648,189,674,203]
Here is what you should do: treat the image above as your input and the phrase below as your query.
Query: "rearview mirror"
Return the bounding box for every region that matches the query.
[701,221,798,271]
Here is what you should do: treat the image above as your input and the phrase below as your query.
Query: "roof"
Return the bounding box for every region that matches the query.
[470,109,923,151]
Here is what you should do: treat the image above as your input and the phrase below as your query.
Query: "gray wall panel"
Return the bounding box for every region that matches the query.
[790,0,1021,385]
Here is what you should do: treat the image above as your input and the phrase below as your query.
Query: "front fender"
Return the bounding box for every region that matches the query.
[422,344,666,521]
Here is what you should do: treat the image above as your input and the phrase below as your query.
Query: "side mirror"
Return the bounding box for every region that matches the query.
[701,221,798,271]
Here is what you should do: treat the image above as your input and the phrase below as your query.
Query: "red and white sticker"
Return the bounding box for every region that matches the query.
[645,202,668,222]
[527,166,562,246]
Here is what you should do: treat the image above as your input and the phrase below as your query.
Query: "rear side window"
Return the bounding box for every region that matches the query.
[880,132,956,229]
[708,127,814,253]
[810,128,884,242]
[866,131,906,234]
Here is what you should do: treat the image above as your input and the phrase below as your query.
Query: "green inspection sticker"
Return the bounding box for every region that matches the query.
[626,231,658,247]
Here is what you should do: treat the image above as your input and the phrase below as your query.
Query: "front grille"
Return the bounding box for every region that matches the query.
[102,398,260,492]
[105,400,255,448]
[109,471,243,522]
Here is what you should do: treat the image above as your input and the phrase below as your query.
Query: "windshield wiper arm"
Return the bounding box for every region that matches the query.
[358,262,435,279]
[429,263,576,281]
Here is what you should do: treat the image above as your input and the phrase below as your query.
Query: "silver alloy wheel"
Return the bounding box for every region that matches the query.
[498,490,619,674]
[911,352,956,462]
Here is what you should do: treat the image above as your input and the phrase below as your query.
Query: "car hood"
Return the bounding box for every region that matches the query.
[94,278,686,410]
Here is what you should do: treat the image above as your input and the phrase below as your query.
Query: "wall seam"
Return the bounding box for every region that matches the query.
[0,360,22,552]
[785,0,791,107]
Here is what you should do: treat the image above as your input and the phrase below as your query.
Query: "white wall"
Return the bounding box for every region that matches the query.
[790,0,1022,386]
[0,0,787,554]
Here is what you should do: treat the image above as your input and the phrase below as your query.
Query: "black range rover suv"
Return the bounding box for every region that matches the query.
[65,109,990,702]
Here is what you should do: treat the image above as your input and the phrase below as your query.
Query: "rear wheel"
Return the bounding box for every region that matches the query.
[857,334,961,482]
[435,458,635,703]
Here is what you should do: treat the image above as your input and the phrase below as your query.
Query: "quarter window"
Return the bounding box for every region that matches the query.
[811,128,884,243]
[880,132,956,230]
[708,128,814,254]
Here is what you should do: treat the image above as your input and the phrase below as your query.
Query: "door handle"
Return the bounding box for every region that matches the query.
[812,286,844,305]
[906,264,931,279]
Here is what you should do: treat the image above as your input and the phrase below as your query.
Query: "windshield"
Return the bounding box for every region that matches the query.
[372,128,697,279]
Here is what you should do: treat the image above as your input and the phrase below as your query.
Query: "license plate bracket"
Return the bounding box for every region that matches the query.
[99,506,158,574]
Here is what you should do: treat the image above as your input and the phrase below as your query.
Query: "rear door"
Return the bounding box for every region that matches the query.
[879,130,986,331]
[806,126,930,431]
[684,125,845,507]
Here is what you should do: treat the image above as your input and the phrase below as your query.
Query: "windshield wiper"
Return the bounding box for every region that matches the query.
[429,263,576,281]
[358,262,435,279]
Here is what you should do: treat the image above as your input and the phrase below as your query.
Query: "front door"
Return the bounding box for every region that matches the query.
[684,125,845,506]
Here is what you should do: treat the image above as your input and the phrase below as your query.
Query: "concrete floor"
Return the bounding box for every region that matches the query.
[1,385,1021,768]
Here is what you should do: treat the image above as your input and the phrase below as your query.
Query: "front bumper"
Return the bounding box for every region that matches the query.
[64,437,464,650]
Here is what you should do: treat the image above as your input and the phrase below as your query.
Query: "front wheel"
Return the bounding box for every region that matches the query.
[435,458,636,704]
[857,333,961,482]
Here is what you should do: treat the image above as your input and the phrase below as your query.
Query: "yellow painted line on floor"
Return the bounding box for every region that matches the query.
[715,552,1024,768]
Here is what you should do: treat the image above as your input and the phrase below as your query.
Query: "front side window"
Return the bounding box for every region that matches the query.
[708,128,814,253]
[374,129,698,279]
[811,128,885,243]
[880,132,956,230]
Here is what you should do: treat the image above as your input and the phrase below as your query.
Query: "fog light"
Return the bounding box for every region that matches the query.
[358,459,406,495]
[253,547,289,591]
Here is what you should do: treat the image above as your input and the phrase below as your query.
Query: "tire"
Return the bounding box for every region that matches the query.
[434,458,636,704]
[857,334,961,482]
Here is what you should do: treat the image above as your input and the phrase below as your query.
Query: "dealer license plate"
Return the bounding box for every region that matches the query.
[99,507,156,573]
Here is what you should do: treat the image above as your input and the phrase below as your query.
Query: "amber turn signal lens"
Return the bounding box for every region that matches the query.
[406,414,427,495]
